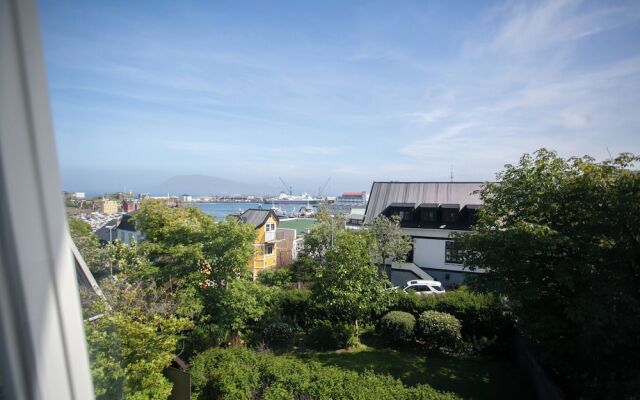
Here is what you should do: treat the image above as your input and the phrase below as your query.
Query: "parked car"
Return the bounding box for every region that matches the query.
[400,280,446,295]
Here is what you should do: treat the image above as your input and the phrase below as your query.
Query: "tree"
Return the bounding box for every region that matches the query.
[311,230,388,337]
[204,279,274,345]
[368,215,413,272]
[457,149,640,398]
[132,200,256,288]
[68,217,108,275]
[83,278,192,400]
[303,205,347,264]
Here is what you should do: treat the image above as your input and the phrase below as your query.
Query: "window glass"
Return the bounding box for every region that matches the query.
[445,241,463,264]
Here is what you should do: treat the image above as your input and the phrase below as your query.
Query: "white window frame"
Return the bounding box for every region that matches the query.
[0,0,95,398]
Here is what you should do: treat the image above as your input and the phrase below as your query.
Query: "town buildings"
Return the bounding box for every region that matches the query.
[364,182,484,287]
[237,209,279,280]
[116,214,144,244]
[100,199,119,214]
[276,218,317,267]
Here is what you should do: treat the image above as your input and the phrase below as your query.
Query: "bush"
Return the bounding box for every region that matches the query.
[271,289,317,330]
[379,311,416,344]
[416,311,462,352]
[305,321,356,350]
[263,322,294,348]
[259,268,294,287]
[189,347,458,400]
[384,287,513,353]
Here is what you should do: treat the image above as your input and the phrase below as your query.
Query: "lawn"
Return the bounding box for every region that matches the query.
[294,347,534,400]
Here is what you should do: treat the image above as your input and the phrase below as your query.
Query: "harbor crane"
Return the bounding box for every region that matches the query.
[318,177,331,198]
[279,177,293,196]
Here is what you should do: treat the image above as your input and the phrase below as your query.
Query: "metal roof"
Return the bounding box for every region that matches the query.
[364,182,483,223]
[237,209,277,228]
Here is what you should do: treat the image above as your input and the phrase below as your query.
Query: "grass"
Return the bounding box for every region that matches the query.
[294,346,535,400]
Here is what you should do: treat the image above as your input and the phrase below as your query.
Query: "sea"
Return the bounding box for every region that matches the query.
[194,202,313,220]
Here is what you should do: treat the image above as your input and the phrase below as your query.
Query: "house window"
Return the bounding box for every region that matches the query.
[445,241,463,264]
[266,223,275,232]
[265,244,274,255]
[441,210,458,223]
[419,208,436,222]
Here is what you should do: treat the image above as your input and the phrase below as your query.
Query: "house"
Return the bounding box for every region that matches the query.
[237,209,279,280]
[116,214,144,244]
[100,199,118,214]
[364,182,484,287]
[327,191,368,215]
[276,218,317,267]
[121,199,138,213]
[94,216,121,244]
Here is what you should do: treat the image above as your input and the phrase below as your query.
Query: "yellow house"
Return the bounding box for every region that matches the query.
[100,199,118,214]
[237,209,279,280]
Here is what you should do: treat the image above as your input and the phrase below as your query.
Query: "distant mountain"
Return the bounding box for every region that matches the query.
[157,175,277,196]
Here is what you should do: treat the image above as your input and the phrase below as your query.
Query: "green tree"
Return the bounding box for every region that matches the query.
[303,206,346,264]
[457,149,640,398]
[311,230,388,338]
[68,217,108,275]
[204,279,274,345]
[133,200,256,288]
[83,278,192,400]
[368,215,413,272]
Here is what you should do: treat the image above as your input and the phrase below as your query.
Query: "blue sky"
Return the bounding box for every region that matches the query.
[39,0,640,195]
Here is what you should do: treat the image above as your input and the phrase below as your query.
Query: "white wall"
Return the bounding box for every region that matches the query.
[412,237,466,272]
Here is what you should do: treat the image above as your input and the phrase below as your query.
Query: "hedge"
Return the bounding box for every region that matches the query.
[190,347,459,400]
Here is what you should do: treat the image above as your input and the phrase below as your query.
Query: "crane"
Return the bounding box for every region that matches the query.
[279,177,293,196]
[318,177,331,198]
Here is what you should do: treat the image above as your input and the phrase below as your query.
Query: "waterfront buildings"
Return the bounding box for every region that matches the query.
[237,209,279,280]
[364,182,483,287]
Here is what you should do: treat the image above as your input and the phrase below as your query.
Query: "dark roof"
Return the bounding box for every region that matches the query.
[388,202,415,208]
[237,209,278,228]
[95,217,121,242]
[440,203,460,209]
[117,214,137,231]
[418,203,439,208]
[365,182,483,223]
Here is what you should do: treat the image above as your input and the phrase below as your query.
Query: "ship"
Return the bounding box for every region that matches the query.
[263,192,323,205]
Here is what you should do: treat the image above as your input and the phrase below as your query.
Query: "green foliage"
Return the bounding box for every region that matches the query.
[456,149,640,397]
[263,322,294,348]
[258,267,294,287]
[416,311,462,353]
[311,230,388,333]
[189,347,458,400]
[68,217,108,275]
[271,288,316,330]
[107,239,156,278]
[84,278,191,400]
[205,279,275,342]
[368,215,413,269]
[133,200,256,287]
[384,288,513,353]
[379,311,416,344]
[305,320,356,350]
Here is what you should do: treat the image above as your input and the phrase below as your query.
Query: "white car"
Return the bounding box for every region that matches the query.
[401,280,446,295]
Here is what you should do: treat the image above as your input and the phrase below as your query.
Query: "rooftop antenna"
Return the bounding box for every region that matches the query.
[450,165,454,182]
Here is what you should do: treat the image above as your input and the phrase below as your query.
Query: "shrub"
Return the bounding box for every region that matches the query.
[384,287,513,353]
[379,311,416,344]
[416,311,462,352]
[305,321,356,350]
[259,268,294,287]
[190,347,458,400]
[263,322,294,348]
[271,289,317,330]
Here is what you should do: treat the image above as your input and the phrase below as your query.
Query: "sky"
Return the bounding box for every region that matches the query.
[39,0,640,195]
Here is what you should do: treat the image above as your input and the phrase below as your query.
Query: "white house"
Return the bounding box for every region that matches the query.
[364,182,485,287]
[116,214,144,244]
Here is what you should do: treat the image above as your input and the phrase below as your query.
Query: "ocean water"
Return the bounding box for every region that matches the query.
[194,202,312,220]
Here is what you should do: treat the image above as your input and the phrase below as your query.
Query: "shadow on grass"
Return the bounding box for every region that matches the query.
[294,347,534,400]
